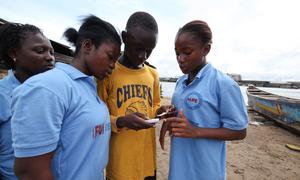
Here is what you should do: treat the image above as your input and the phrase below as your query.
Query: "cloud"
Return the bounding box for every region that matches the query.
[0,0,299,81]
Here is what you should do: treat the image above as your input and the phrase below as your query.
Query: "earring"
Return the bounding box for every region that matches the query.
[13,58,16,62]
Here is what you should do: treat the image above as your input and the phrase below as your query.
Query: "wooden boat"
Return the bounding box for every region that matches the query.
[246,85,300,135]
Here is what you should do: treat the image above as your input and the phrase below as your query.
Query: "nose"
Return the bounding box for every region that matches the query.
[46,52,55,64]
[138,51,147,61]
[177,54,184,63]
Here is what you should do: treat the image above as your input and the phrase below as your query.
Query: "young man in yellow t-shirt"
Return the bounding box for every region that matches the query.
[97,11,172,180]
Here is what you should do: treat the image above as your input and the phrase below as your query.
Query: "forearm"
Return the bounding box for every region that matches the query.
[115,113,153,130]
[15,161,53,180]
[193,127,247,140]
[14,152,54,180]
[15,168,53,180]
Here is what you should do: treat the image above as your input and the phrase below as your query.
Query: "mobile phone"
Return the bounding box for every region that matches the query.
[146,118,159,124]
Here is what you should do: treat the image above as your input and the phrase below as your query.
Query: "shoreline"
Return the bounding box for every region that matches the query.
[157,97,300,180]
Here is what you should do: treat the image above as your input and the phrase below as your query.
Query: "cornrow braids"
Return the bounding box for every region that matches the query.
[0,23,42,69]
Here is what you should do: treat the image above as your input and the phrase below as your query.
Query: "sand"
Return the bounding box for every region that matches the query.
[156,97,300,180]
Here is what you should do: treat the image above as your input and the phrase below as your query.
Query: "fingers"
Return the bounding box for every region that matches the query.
[159,122,167,150]
[125,114,153,130]
[171,132,185,137]
[134,112,149,119]
[157,104,177,118]
[168,104,176,112]
[178,110,186,119]
[138,120,154,129]
[131,123,153,131]
[166,117,182,124]
[170,127,185,134]
[165,112,191,137]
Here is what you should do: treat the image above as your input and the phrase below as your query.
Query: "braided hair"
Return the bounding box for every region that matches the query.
[0,23,43,69]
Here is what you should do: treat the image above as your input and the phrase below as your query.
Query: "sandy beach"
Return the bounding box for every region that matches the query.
[156,97,300,180]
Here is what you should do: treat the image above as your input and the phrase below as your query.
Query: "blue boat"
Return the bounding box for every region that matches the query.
[247,85,300,135]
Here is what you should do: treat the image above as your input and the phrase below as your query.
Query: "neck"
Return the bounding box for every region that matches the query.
[119,54,143,69]
[187,61,207,84]
[14,71,30,83]
[71,57,90,76]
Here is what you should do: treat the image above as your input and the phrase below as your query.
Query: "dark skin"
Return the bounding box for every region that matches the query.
[14,153,54,180]
[159,32,246,149]
[116,27,175,130]
[10,32,55,83]
[119,27,157,69]
[14,39,120,180]
[72,39,120,80]
[10,32,55,179]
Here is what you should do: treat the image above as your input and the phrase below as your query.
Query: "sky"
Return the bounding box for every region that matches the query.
[0,0,299,82]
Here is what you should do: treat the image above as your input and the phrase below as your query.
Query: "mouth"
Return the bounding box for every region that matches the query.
[179,64,185,69]
[105,69,113,76]
[46,64,54,69]
[179,65,188,73]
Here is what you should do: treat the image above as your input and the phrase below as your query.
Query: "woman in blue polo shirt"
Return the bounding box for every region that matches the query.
[0,22,55,179]
[11,15,121,180]
[160,20,248,180]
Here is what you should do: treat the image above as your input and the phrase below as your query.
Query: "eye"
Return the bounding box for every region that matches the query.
[35,47,45,54]
[183,50,192,56]
[107,53,115,61]
[50,49,54,55]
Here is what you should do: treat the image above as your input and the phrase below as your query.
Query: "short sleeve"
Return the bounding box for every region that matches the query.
[11,84,65,157]
[151,69,161,118]
[219,83,248,130]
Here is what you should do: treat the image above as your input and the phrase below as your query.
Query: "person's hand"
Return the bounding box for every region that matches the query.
[156,105,177,119]
[167,110,198,138]
[159,120,170,150]
[116,112,154,131]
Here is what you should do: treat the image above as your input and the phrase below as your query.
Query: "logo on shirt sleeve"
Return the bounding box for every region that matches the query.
[184,92,202,110]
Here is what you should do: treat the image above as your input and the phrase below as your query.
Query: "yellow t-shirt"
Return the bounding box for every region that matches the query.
[97,61,161,180]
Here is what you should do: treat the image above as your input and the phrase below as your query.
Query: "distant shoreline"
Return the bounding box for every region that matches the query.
[160,78,300,89]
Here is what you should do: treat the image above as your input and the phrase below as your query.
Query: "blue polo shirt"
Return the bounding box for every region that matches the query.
[0,70,19,180]
[11,62,111,180]
[169,63,248,180]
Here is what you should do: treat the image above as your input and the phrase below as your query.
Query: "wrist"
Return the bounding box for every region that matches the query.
[116,117,126,128]
[194,126,203,138]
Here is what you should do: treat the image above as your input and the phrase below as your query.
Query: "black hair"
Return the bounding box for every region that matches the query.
[0,23,43,70]
[177,20,212,45]
[126,11,158,34]
[144,61,156,69]
[63,15,121,56]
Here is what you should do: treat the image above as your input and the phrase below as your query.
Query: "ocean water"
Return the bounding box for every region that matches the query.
[161,82,300,105]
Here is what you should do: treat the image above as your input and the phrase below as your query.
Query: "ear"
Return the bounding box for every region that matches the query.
[8,49,17,61]
[81,39,93,54]
[202,44,211,57]
[121,31,127,44]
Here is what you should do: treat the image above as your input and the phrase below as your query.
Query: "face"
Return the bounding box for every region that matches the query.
[123,27,157,67]
[86,41,120,80]
[175,32,210,75]
[13,32,55,75]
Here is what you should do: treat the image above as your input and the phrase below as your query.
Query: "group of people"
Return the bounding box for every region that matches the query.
[0,11,248,180]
